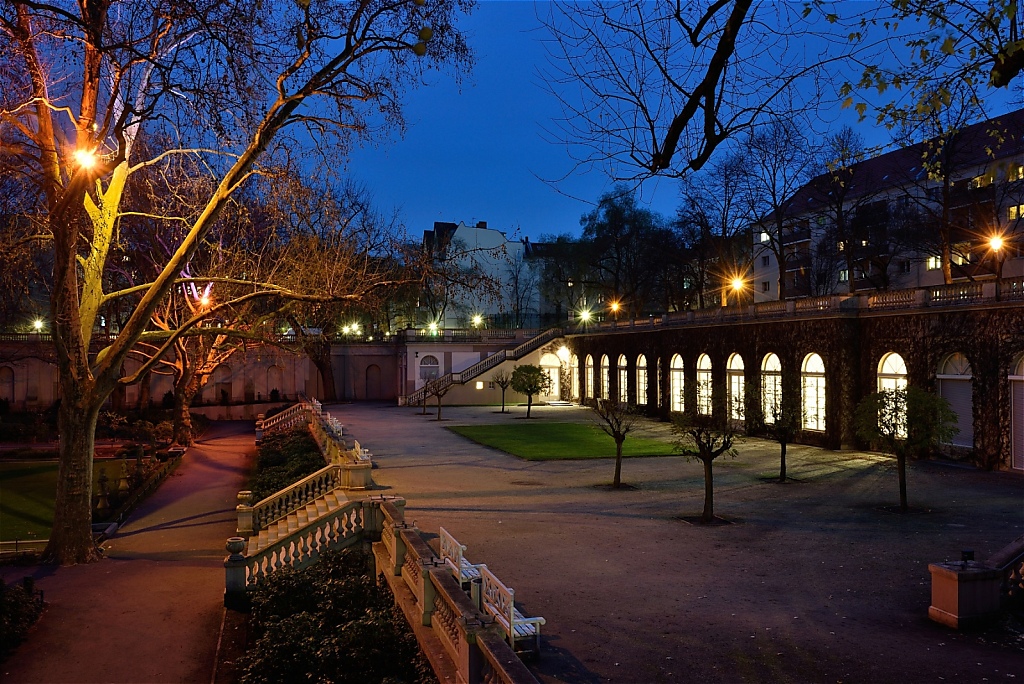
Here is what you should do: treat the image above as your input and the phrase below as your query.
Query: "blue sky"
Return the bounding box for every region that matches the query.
[345,1,1020,243]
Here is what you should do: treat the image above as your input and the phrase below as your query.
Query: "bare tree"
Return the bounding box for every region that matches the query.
[0,0,470,564]
[591,399,641,488]
[671,394,738,523]
[491,368,512,413]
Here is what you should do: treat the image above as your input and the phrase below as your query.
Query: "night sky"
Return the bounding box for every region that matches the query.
[346,1,1019,243]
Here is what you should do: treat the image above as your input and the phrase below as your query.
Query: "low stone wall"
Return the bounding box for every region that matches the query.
[373,501,539,684]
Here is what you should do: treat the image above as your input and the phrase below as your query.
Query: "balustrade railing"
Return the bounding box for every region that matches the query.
[246,464,343,533]
[929,281,984,304]
[986,535,1024,604]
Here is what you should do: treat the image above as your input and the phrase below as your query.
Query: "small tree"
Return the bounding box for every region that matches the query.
[492,369,513,413]
[510,365,552,418]
[591,399,641,488]
[854,386,958,512]
[671,394,739,524]
[766,391,802,483]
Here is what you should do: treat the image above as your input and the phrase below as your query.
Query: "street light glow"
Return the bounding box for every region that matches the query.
[471,314,483,327]
[33,319,43,331]
[199,294,211,308]
[579,309,592,322]
[731,277,745,292]
[609,301,620,312]
[989,235,1005,252]
[73,148,97,169]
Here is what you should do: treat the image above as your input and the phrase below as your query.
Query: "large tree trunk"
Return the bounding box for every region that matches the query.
[172,374,200,446]
[43,393,102,565]
[304,337,337,401]
[701,456,714,523]
[526,394,533,418]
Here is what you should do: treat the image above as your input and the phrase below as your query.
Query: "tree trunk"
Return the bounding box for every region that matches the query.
[500,389,506,413]
[43,395,102,565]
[526,394,533,418]
[310,349,338,402]
[435,393,443,421]
[701,456,714,523]
[172,374,200,446]
[897,451,908,512]
[613,439,624,488]
[779,439,787,483]
[136,368,152,410]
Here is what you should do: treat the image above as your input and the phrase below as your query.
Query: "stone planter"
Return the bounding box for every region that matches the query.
[928,560,1003,629]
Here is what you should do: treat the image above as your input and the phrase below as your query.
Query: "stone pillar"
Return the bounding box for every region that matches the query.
[236,491,254,536]
[224,537,248,609]
[928,560,1003,628]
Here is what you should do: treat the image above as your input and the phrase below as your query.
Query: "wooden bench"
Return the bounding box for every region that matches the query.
[480,565,545,655]
[439,526,484,585]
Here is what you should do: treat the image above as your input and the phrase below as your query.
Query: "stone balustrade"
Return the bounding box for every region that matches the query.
[928,534,1024,629]
[371,502,540,684]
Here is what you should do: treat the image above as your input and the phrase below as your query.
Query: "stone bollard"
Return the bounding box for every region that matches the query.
[224,537,248,610]
[928,558,1003,629]
[117,460,130,493]
[236,491,254,536]
[96,468,110,513]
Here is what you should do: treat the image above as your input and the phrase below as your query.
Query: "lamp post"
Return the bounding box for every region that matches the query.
[725,277,745,307]
[989,235,1005,300]
[609,300,620,322]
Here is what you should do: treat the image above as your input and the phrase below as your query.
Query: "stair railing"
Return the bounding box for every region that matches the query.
[238,464,344,535]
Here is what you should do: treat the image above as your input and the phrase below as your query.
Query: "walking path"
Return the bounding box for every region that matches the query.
[335,401,1024,684]
[1,422,253,684]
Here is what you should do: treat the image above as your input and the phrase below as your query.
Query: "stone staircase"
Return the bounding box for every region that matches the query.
[247,487,351,554]
[405,327,563,406]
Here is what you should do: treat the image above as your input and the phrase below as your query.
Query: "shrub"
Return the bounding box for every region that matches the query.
[249,429,326,502]
[269,388,280,403]
[161,391,175,409]
[239,548,435,684]
[0,578,44,661]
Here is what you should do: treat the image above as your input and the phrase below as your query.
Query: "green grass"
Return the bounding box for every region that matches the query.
[447,422,678,461]
[0,462,111,542]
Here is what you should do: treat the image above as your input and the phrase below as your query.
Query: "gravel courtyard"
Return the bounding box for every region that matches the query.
[332,401,1023,684]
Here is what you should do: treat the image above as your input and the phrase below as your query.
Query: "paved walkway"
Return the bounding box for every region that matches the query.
[333,402,1024,684]
[1,422,253,683]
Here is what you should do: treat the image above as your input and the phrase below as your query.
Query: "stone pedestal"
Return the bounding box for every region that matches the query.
[928,561,1003,629]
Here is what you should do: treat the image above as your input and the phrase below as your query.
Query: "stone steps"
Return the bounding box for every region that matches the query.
[249,490,347,554]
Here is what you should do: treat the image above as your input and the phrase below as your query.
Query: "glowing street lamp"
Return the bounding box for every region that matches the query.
[33,319,43,332]
[73,148,98,170]
[471,314,483,328]
[578,309,592,323]
[990,234,1006,299]
[428,322,439,335]
[609,300,620,321]
[730,277,745,292]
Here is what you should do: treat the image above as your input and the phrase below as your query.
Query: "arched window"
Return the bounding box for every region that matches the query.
[585,355,594,399]
[600,355,610,400]
[636,355,648,405]
[540,353,561,398]
[877,352,908,393]
[761,353,782,424]
[696,354,712,415]
[937,353,973,448]
[617,355,629,403]
[670,354,684,412]
[571,355,579,400]
[0,366,13,404]
[419,355,440,381]
[1012,356,1024,471]
[801,353,826,431]
[727,353,744,420]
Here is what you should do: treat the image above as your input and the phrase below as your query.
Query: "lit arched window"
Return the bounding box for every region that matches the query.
[670,354,684,412]
[636,355,648,405]
[617,355,629,403]
[877,352,908,393]
[600,354,610,400]
[761,353,782,424]
[540,353,561,398]
[696,353,712,415]
[570,355,579,400]
[727,353,744,420]
[801,353,826,431]
[937,353,973,448]
[419,355,440,381]
[585,355,594,399]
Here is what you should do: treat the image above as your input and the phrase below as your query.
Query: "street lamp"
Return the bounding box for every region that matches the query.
[989,234,1006,300]
[578,309,592,323]
[471,314,483,328]
[724,276,745,306]
[73,148,98,170]
[609,300,620,321]
[33,319,43,332]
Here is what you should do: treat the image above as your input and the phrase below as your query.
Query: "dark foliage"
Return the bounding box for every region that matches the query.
[0,577,44,661]
[240,548,435,684]
[249,429,325,502]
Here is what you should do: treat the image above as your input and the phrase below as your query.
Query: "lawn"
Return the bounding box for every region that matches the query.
[447,422,678,460]
[0,461,112,542]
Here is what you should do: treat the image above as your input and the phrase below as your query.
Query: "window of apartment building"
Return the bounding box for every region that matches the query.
[760,231,770,243]
[761,281,770,292]
[761,255,770,267]
[900,260,912,273]
[1009,204,1024,221]
[1010,164,1024,181]
[837,241,845,252]
[838,269,849,282]
[926,256,942,270]
[815,216,826,226]
[970,173,993,189]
